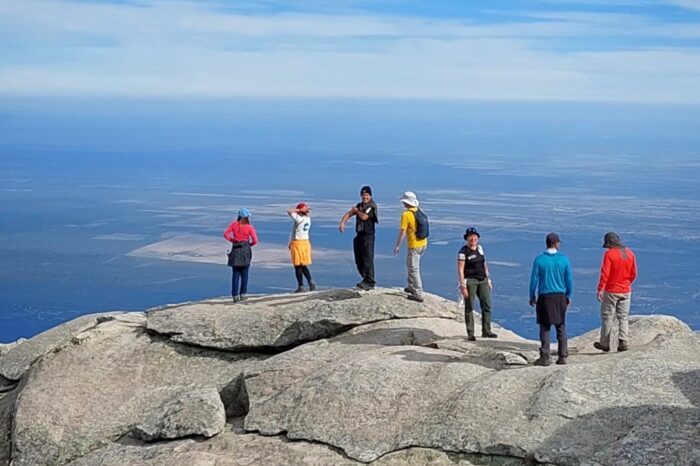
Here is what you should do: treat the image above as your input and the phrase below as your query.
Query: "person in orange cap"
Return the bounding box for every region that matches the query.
[287,202,316,293]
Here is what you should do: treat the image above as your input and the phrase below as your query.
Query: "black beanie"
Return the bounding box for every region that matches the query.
[360,185,372,196]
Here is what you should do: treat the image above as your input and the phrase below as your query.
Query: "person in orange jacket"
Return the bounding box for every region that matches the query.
[594,231,638,352]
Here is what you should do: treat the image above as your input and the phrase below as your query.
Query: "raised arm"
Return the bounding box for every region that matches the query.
[339,208,356,233]
[355,206,370,221]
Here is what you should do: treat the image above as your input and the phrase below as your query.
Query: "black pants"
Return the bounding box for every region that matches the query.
[353,234,375,285]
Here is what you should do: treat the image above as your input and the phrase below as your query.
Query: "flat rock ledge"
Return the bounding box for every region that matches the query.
[132,386,226,441]
[146,288,459,351]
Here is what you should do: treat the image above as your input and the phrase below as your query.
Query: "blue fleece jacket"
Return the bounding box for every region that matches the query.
[529,251,573,301]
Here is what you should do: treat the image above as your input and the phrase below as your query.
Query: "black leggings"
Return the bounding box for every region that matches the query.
[294,265,312,286]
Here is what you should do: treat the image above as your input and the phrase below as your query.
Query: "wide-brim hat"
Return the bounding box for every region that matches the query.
[399,191,419,207]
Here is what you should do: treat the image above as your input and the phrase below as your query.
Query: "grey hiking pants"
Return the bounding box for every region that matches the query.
[600,291,631,346]
[406,246,427,298]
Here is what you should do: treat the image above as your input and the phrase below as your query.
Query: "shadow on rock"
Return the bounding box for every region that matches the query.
[534,369,700,466]
[336,328,443,347]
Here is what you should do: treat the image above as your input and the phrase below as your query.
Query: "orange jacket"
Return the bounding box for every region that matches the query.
[597,247,637,293]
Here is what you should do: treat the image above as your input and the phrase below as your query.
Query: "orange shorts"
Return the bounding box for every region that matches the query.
[290,239,312,266]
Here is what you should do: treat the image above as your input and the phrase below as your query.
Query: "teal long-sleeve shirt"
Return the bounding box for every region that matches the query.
[529,251,573,301]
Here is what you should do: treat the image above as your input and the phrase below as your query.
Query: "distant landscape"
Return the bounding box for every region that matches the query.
[1,98,698,342]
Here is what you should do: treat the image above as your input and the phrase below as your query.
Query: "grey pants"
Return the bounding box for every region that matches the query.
[600,291,631,346]
[540,323,568,358]
[406,246,427,298]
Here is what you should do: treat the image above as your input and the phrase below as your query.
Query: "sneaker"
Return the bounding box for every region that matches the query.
[533,356,551,366]
[309,281,316,291]
[406,294,424,303]
[556,357,567,365]
[294,286,305,293]
[403,287,412,294]
[617,340,629,352]
[232,295,240,303]
[481,331,498,338]
[357,282,374,291]
[239,294,248,301]
[593,342,610,352]
[467,335,476,342]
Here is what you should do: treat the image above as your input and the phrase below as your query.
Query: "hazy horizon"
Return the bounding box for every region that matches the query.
[1,97,698,343]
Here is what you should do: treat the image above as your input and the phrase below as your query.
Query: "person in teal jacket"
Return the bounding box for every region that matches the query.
[529,232,573,366]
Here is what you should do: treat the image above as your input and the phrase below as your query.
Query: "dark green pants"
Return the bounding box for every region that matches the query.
[464,278,492,336]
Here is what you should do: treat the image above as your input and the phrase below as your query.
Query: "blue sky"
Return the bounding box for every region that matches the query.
[1,0,700,102]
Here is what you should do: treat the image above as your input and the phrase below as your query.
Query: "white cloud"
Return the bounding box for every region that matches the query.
[665,0,700,11]
[1,0,700,102]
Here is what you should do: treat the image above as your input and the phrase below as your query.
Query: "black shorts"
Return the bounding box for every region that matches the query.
[536,293,567,326]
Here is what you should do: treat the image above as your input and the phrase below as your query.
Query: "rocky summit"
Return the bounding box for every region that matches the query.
[0,288,697,466]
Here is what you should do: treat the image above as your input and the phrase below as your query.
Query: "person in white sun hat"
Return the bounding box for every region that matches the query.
[393,191,429,302]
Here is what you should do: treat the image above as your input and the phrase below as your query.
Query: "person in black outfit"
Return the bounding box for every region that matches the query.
[339,186,378,290]
[457,227,497,340]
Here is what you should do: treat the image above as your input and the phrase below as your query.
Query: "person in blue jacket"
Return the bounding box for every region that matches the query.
[529,232,573,366]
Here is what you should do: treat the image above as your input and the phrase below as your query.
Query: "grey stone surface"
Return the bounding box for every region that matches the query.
[132,386,225,441]
[0,389,18,466]
[11,316,263,466]
[569,314,693,354]
[146,288,459,351]
[0,339,26,356]
[244,313,699,464]
[68,426,529,466]
[67,425,358,466]
[0,313,126,381]
[4,290,698,466]
[374,448,529,465]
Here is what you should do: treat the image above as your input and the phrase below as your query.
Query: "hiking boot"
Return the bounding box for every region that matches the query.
[481,331,498,338]
[403,287,413,294]
[294,286,305,293]
[239,294,248,301]
[533,356,551,366]
[617,340,629,352]
[407,294,424,303]
[232,295,240,303]
[309,281,316,291]
[556,357,567,365]
[593,342,610,352]
[467,334,476,342]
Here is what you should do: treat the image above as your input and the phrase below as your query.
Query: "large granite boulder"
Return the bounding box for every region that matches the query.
[131,386,226,441]
[568,314,694,353]
[0,313,123,381]
[10,314,263,466]
[243,313,699,464]
[146,288,459,351]
[0,289,697,466]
